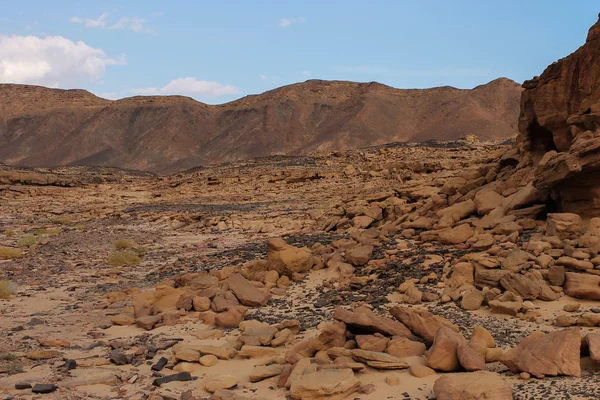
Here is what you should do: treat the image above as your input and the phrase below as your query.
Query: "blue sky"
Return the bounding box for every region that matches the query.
[0,1,598,104]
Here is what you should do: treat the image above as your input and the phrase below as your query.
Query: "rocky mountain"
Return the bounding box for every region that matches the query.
[517,13,600,216]
[0,78,522,173]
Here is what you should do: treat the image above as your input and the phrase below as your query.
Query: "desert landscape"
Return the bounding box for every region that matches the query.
[2,9,600,400]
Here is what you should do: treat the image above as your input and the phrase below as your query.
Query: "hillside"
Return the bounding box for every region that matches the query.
[0,78,522,173]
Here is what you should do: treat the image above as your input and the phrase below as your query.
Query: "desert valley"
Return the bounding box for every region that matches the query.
[2,9,600,400]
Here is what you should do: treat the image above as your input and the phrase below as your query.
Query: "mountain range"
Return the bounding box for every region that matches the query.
[0,78,522,173]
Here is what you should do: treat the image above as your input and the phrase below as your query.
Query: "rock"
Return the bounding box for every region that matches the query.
[409,364,436,378]
[26,350,59,360]
[386,337,426,358]
[15,382,32,390]
[239,345,282,358]
[135,314,162,330]
[110,314,135,326]
[548,265,566,286]
[474,189,504,215]
[345,245,373,266]
[403,285,423,304]
[227,274,270,307]
[214,305,248,328]
[151,357,168,371]
[249,364,284,382]
[239,320,278,346]
[109,349,128,365]
[499,274,541,300]
[501,249,532,272]
[489,291,523,316]
[460,289,484,310]
[332,307,411,337]
[31,384,57,394]
[193,296,211,312]
[309,322,347,352]
[355,334,389,352]
[199,355,218,367]
[556,256,594,271]
[457,344,486,371]
[585,333,600,362]
[266,238,313,277]
[565,272,600,300]
[501,328,581,377]
[390,307,459,344]
[425,327,466,372]
[204,375,239,393]
[289,369,360,400]
[433,372,513,400]
[546,213,582,238]
[152,372,193,387]
[436,200,476,228]
[175,347,200,362]
[438,223,474,245]
[351,348,406,365]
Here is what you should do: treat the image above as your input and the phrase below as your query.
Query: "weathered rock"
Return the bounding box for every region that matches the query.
[460,289,484,310]
[585,333,600,362]
[249,364,284,382]
[239,320,278,346]
[546,213,582,238]
[501,328,581,377]
[457,343,486,371]
[289,369,360,400]
[474,189,504,215]
[214,305,248,328]
[355,334,389,352]
[266,238,313,277]
[345,245,373,266]
[438,223,474,245]
[390,307,459,344]
[433,372,513,400]
[135,314,162,330]
[565,272,600,300]
[333,307,411,337]
[152,372,193,387]
[204,375,239,393]
[386,337,426,358]
[425,327,466,372]
[227,274,270,307]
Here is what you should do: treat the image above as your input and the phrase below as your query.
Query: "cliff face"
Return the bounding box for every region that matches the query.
[518,14,600,216]
[0,79,521,173]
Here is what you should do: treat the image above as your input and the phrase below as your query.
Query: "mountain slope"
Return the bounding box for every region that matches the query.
[0,79,522,173]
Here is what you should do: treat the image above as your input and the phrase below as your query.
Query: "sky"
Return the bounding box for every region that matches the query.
[0,1,598,104]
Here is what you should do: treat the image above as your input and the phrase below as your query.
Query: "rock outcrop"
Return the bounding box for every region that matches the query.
[517,14,600,216]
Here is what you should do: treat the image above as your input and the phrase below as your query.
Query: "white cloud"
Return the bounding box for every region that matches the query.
[0,35,125,87]
[96,92,119,100]
[279,17,305,28]
[302,70,311,77]
[259,74,267,81]
[131,77,240,97]
[70,13,154,34]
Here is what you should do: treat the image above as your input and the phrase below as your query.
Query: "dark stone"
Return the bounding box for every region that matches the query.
[151,357,168,371]
[31,384,57,393]
[65,359,77,370]
[152,372,193,387]
[14,382,32,390]
[109,350,128,365]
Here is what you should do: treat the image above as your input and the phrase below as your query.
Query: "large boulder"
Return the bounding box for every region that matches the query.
[389,307,458,344]
[332,307,411,337]
[425,327,466,372]
[474,189,504,215]
[564,272,600,300]
[438,223,475,245]
[227,274,270,307]
[546,213,582,238]
[433,372,513,400]
[289,369,360,400]
[500,328,581,377]
[266,238,313,277]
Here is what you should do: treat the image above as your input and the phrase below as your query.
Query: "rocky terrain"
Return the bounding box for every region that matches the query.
[0,78,521,173]
[2,13,600,400]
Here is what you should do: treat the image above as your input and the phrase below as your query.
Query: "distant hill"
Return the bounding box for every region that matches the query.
[0,78,522,173]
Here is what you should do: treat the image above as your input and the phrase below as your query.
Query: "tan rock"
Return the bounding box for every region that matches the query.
[457,344,486,371]
[355,334,389,352]
[345,245,373,266]
[565,272,600,300]
[585,333,600,362]
[433,371,513,400]
[333,307,411,337]
[110,314,135,326]
[409,364,436,378]
[501,328,581,377]
[386,337,426,358]
[192,296,211,312]
[546,213,582,238]
[227,273,270,307]
[438,223,474,245]
[460,289,484,310]
[249,364,284,382]
[425,327,466,372]
[204,375,239,393]
[214,305,247,328]
[200,355,218,367]
[390,307,459,344]
[266,238,313,277]
[135,314,162,330]
[289,369,360,400]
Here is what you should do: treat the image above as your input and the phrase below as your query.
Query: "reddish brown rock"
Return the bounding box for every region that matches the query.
[433,372,513,400]
[389,307,458,344]
[333,307,411,337]
[501,328,581,377]
[227,273,270,307]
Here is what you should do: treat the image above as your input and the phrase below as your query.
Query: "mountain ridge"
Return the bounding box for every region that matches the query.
[0,78,522,173]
